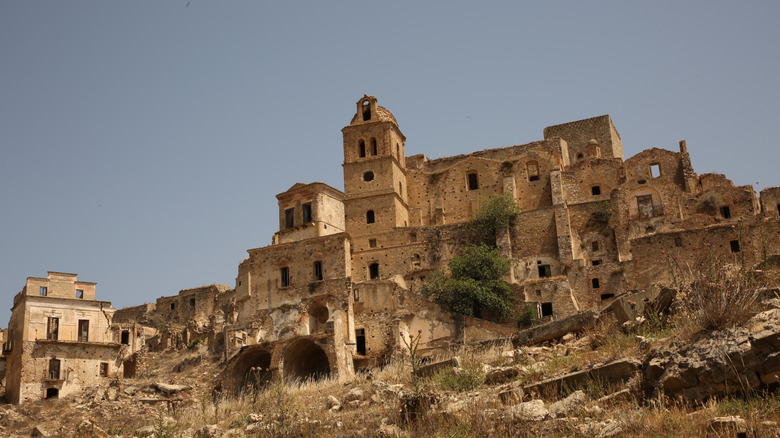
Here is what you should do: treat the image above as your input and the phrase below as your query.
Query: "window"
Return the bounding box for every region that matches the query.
[76,289,84,299]
[78,320,89,342]
[730,240,741,253]
[467,172,479,190]
[399,181,403,194]
[285,208,295,229]
[280,267,290,287]
[46,388,59,399]
[370,138,377,155]
[189,298,195,308]
[99,362,108,377]
[48,358,61,380]
[636,195,655,219]
[353,288,360,303]
[600,293,615,301]
[592,260,601,266]
[591,278,600,288]
[576,153,584,159]
[47,317,59,340]
[368,239,377,248]
[355,328,366,355]
[591,186,601,196]
[719,206,731,219]
[396,144,400,159]
[538,264,552,278]
[592,241,599,252]
[366,210,375,224]
[40,286,47,297]
[674,237,683,247]
[362,101,371,121]
[527,162,540,182]
[170,302,176,310]
[369,263,379,280]
[777,204,780,216]
[121,330,130,345]
[359,140,366,158]
[541,302,553,317]
[302,203,312,223]
[650,164,661,178]
[362,171,374,182]
[313,261,323,281]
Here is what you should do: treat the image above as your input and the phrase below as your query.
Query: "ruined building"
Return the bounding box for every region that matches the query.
[5,96,779,400]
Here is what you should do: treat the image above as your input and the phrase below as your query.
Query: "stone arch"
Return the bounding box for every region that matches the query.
[231,346,273,395]
[283,338,330,382]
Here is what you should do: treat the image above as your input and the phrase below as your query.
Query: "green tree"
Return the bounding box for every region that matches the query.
[422,244,513,320]
[469,193,521,245]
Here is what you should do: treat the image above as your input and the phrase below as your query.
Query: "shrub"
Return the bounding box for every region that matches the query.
[517,305,538,327]
[469,193,520,245]
[433,363,484,392]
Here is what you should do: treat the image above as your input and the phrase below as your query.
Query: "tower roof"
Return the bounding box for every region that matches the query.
[348,95,398,127]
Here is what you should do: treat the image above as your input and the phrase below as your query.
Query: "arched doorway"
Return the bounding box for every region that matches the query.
[231,347,273,395]
[283,338,330,383]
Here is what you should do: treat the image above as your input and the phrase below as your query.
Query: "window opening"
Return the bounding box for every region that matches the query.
[280,267,290,287]
[78,320,89,342]
[369,263,379,280]
[600,293,615,301]
[359,140,366,158]
[46,388,59,399]
[730,240,741,253]
[40,286,47,297]
[47,317,59,340]
[777,204,780,216]
[396,144,400,159]
[538,264,552,278]
[48,358,61,380]
[302,203,312,223]
[370,138,377,155]
[353,288,360,303]
[541,302,553,317]
[399,181,403,194]
[170,302,176,310]
[467,172,479,190]
[592,241,599,251]
[285,208,295,229]
[189,298,195,308]
[636,195,655,219]
[577,153,584,159]
[591,278,600,288]
[527,162,540,182]
[76,289,84,299]
[362,171,374,182]
[355,329,366,355]
[121,330,130,345]
[368,239,377,248]
[362,101,371,121]
[366,210,375,224]
[650,164,661,178]
[674,237,683,247]
[592,260,601,266]
[719,206,731,219]
[591,186,601,195]
[313,261,323,281]
[99,362,108,377]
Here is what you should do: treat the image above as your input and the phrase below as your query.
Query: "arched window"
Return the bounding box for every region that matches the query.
[370,138,378,156]
[358,140,366,158]
[366,210,375,224]
[362,100,371,121]
[527,161,539,182]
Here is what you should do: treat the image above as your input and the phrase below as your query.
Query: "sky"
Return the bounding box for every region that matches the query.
[1,1,779,325]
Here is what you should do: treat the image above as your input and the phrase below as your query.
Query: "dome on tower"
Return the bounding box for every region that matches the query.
[349,95,398,127]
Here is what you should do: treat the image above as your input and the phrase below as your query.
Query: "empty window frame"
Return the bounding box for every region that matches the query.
[121,330,130,345]
[674,237,683,247]
[78,319,89,342]
[467,172,479,190]
[362,101,371,121]
[48,358,61,380]
[650,164,661,178]
[362,171,374,182]
[636,195,655,219]
[730,240,741,253]
[170,302,176,310]
[592,241,599,251]
[368,238,377,248]
[370,138,378,155]
[99,362,108,377]
[285,208,295,229]
[355,328,367,355]
[280,267,290,287]
[592,259,601,266]
[189,298,195,308]
[537,264,552,278]
[540,302,553,317]
[313,261,323,281]
[369,263,379,280]
[76,289,84,299]
[591,186,601,196]
[527,161,540,182]
[47,317,59,340]
[302,202,312,223]
[366,210,375,224]
[719,206,731,219]
[40,286,47,297]
[591,278,600,288]
[358,140,366,158]
[777,204,780,216]
[600,293,615,301]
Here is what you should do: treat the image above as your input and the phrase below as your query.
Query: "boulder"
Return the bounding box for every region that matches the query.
[414,357,461,378]
[549,390,587,418]
[73,420,109,438]
[505,399,548,421]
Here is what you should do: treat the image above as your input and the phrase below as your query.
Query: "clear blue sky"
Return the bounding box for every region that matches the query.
[2,1,779,325]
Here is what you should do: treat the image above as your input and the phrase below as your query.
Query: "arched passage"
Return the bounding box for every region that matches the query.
[283,338,330,383]
[231,347,273,394]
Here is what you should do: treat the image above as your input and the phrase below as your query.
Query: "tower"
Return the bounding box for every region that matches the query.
[341,95,408,240]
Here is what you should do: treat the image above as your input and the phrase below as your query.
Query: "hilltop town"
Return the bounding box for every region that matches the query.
[1,96,779,436]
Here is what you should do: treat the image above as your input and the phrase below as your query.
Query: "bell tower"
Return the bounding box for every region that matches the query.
[342,95,408,238]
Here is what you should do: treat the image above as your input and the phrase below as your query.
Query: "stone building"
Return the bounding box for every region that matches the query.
[2,272,121,404]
